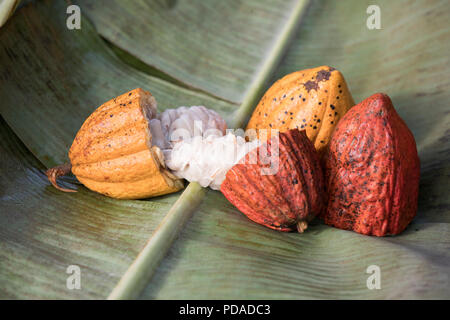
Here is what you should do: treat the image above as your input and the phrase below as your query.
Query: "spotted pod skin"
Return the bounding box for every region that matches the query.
[69,88,183,199]
[323,93,420,236]
[246,66,354,154]
[221,129,325,232]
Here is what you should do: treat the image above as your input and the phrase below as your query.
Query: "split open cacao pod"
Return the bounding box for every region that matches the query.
[246,66,355,154]
[47,88,184,199]
[221,129,326,232]
[323,93,420,236]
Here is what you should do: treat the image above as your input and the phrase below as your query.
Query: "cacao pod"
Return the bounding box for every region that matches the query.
[47,88,184,199]
[221,129,325,232]
[323,93,420,236]
[246,66,355,154]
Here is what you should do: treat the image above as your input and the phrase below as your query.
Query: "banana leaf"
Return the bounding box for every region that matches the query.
[0,0,449,299]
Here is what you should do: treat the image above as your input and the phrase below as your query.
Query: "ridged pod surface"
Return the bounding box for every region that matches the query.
[246,66,354,154]
[323,93,420,236]
[69,88,183,199]
[221,129,325,232]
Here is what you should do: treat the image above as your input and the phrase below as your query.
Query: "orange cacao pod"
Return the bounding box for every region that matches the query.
[323,93,420,236]
[48,88,184,199]
[221,129,325,232]
[246,66,354,154]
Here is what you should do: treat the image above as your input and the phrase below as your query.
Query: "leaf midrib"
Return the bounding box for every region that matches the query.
[106,0,312,300]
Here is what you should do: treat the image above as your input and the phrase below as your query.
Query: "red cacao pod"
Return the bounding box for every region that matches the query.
[221,129,325,232]
[323,93,420,236]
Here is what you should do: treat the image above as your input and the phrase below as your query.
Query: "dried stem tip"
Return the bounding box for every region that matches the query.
[45,163,76,193]
[296,221,308,233]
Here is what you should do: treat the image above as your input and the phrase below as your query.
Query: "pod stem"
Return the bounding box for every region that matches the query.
[297,220,308,233]
[45,163,77,193]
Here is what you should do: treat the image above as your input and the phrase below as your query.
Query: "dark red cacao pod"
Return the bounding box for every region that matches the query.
[221,129,326,232]
[323,93,420,236]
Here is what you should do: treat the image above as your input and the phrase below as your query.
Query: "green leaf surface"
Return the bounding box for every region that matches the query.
[140,191,450,299]
[273,0,450,221]
[0,0,234,299]
[74,0,303,104]
[0,0,236,168]
[1,0,449,299]
[0,117,180,299]
[139,0,450,299]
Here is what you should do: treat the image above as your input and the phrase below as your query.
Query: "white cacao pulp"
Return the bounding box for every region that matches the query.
[149,106,260,190]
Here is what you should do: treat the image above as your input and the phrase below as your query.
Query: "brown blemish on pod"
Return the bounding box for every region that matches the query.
[246,66,355,154]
